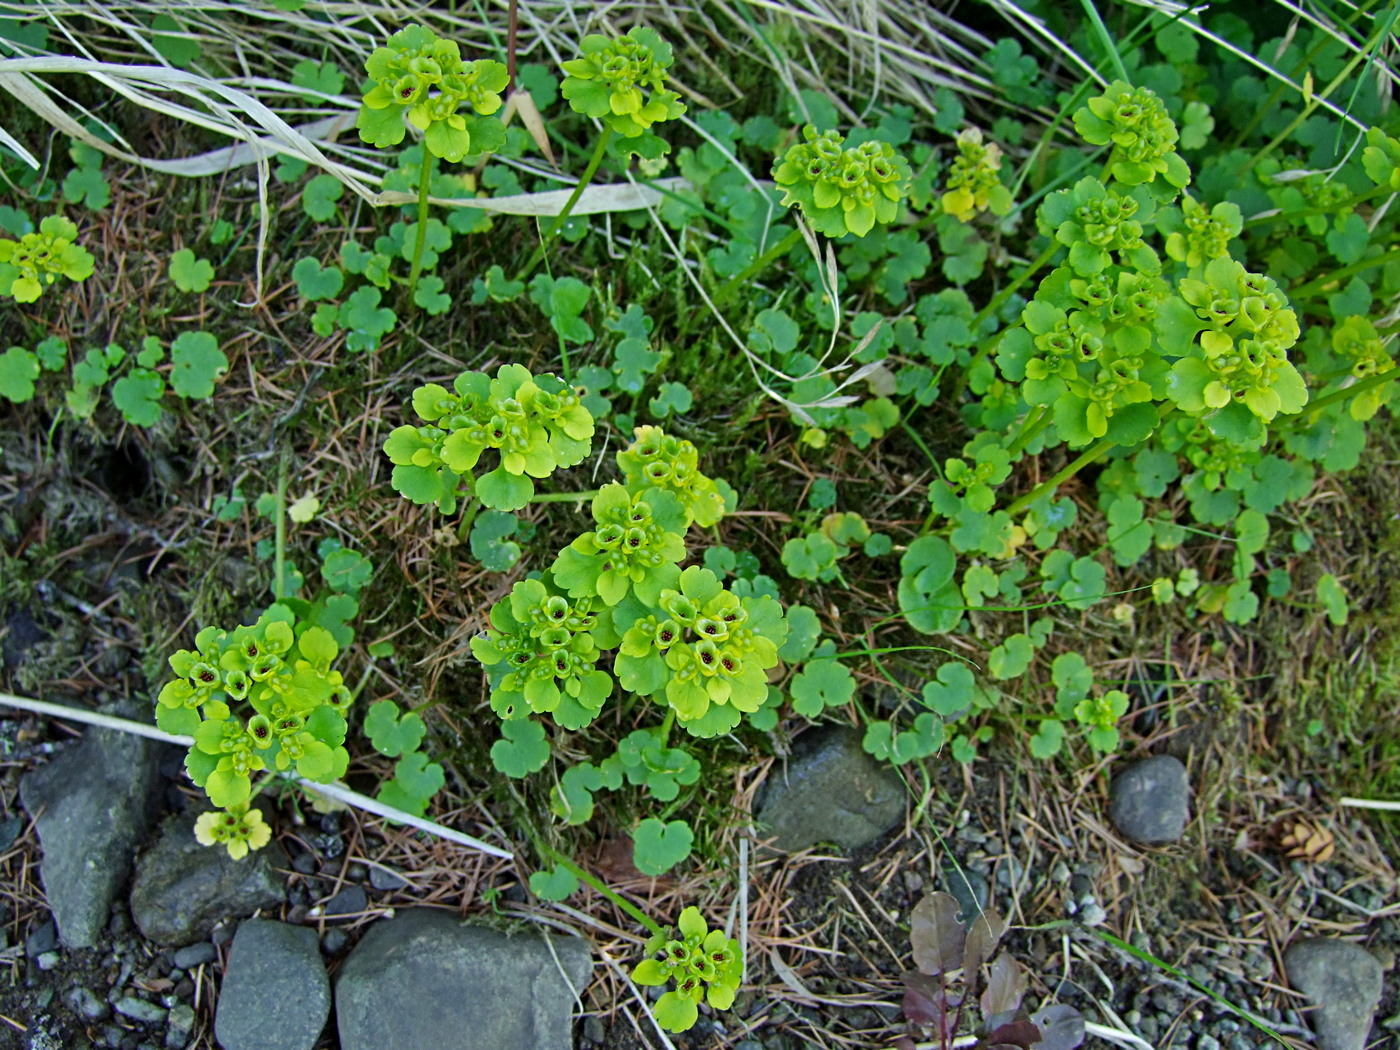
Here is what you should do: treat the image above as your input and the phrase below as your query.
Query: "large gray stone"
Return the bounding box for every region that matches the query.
[336,909,591,1050]
[214,919,329,1050]
[130,810,287,946]
[20,727,162,948]
[754,726,905,852]
[1283,938,1383,1050]
[1107,754,1190,844]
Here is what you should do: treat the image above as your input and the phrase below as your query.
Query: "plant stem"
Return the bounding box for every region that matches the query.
[1004,435,1117,517]
[1242,184,1391,230]
[454,497,482,544]
[407,150,435,296]
[548,851,666,939]
[516,125,615,281]
[1294,365,1400,415]
[657,709,675,750]
[1006,404,1050,457]
[273,456,290,599]
[712,225,805,307]
[528,487,603,504]
[1289,246,1400,300]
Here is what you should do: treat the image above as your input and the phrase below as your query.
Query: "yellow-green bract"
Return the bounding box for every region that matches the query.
[561,27,685,137]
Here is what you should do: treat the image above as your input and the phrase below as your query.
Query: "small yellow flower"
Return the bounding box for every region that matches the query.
[194,806,272,860]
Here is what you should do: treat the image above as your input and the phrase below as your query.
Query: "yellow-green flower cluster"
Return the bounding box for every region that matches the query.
[1073,80,1190,188]
[772,126,912,237]
[0,216,95,303]
[357,23,508,162]
[561,27,685,137]
[194,806,272,861]
[632,907,742,1033]
[941,128,1012,222]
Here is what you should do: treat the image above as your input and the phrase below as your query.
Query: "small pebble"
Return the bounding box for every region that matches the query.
[36,950,60,970]
[113,996,167,1024]
[369,865,408,891]
[171,943,216,970]
[321,928,348,955]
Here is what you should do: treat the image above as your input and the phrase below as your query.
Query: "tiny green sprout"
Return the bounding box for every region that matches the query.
[194,805,272,860]
[941,128,1012,222]
[0,215,95,303]
[560,27,685,137]
[1073,80,1189,188]
[1073,688,1130,753]
[772,126,912,237]
[632,906,742,1033]
[357,23,508,162]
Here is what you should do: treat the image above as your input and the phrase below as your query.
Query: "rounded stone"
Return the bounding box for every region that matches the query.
[1283,938,1383,1050]
[1107,754,1189,844]
[214,920,329,1050]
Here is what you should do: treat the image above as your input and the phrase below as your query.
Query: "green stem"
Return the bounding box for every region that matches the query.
[516,125,615,282]
[548,851,666,938]
[273,456,290,600]
[1004,435,1117,517]
[1289,246,1400,300]
[712,225,805,307]
[657,709,675,750]
[527,487,603,504]
[1243,184,1391,230]
[454,496,482,544]
[1006,404,1051,457]
[407,150,434,297]
[1295,365,1400,415]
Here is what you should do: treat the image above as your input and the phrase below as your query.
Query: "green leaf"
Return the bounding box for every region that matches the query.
[1028,719,1064,759]
[470,510,522,571]
[475,466,533,510]
[789,657,855,717]
[169,331,228,399]
[151,13,201,67]
[776,604,821,662]
[490,718,551,777]
[61,165,109,210]
[301,173,344,222]
[414,275,452,315]
[1317,573,1348,625]
[0,346,40,402]
[653,991,699,1034]
[339,287,397,350]
[292,257,344,301]
[364,700,426,757]
[632,817,693,875]
[291,59,344,97]
[110,369,165,426]
[321,547,372,594]
[379,751,445,816]
[648,381,693,418]
[528,866,578,901]
[168,248,214,293]
[987,634,1034,680]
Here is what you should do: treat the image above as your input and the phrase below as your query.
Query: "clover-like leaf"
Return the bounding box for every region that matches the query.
[528,865,579,901]
[364,699,426,757]
[301,173,343,222]
[292,256,344,301]
[0,346,40,403]
[789,657,855,717]
[490,717,551,778]
[169,248,214,293]
[169,331,228,399]
[632,818,694,875]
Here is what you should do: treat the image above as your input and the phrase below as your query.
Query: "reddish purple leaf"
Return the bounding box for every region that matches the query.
[910,891,966,975]
[1030,1004,1086,1050]
[981,955,1028,1018]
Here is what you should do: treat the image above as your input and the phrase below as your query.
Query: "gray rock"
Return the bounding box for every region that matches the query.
[0,814,23,851]
[130,811,286,946]
[1108,755,1190,844]
[336,909,591,1050]
[165,1004,196,1049]
[322,884,366,919]
[64,985,110,1022]
[171,942,217,970]
[754,727,906,852]
[368,865,407,891]
[20,727,162,948]
[214,920,329,1050]
[1284,938,1383,1050]
[36,950,60,970]
[114,997,167,1024]
[25,920,57,957]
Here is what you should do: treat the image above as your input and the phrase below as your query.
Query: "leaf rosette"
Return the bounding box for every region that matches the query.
[0,215,95,303]
[1072,80,1189,188]
[551,484,688,605]
[941,127,1012,222]
[617,426,726,527]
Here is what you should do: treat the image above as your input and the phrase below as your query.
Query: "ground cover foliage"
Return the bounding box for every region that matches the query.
[1,0,1398,1047]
